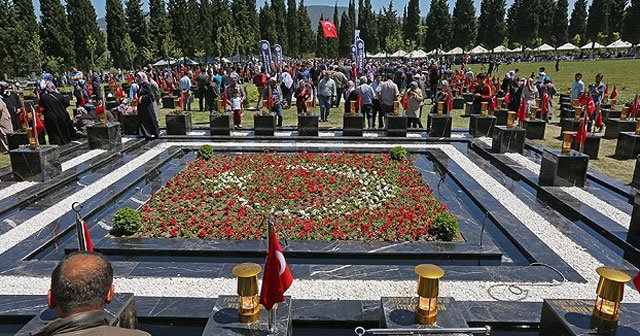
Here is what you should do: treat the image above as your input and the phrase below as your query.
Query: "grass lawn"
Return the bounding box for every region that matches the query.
[2,59,640,183]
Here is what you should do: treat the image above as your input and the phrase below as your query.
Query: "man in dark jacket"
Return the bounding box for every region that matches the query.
[33,252,150,336]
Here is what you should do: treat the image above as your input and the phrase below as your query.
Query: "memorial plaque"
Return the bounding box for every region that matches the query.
[540,299,640,336]
[343,113,365,137]
[523,119,546,140]
[86,122,122,150]
[210,114,234,136]
[380,297,470,335]
[202,296,292,336]
[254,114,277,136]
[10,146,62,182]
[539,149,589,187]
[166,112,193,135]
[492,125,525,154]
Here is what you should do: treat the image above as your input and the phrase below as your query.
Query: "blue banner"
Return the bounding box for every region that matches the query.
[259,40,273,74]
[356,39,365,74]
[273,44,283,70]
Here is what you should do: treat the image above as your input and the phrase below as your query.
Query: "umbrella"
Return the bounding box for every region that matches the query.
[533,43,555,52]
[606,39,633,49]
[581,42,605,49]
[447,47,464,55]
[556,43,579,51]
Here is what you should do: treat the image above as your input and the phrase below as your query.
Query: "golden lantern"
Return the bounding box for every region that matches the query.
[99,112,107,126]
[27,127,38,149]
[232,263,262,323]
[350,101,357,115]
[635,119,640,135]
[174,98,181,114]
[132,99,139,115]
[561,131,574,153]
[261,100,270,116]
[480,102,488,116]
[530,106,538,120]
[218,99,225,114]
[610,98,618,108]
[574,106,583,120]
[453,89,460,98]
[603,95,609,103]
[305,101,313,116]
[436,101,444,116]
[415,264,444,326]
[592,267,632,324]
[567,87,572,94]
[621,107,629,121]
[496,98,504,109]
[507,111,516,128]
[572,99,580,107]
[393,100,401,116]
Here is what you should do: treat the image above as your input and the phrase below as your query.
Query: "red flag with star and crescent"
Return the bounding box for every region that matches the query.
[634,271,640,294]
[320,20,338,39]
[260,229,293,311]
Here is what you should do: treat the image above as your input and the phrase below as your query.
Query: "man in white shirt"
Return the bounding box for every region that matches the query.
[179,72,192,111]
[570,73,584,101]
[376,75,400,128]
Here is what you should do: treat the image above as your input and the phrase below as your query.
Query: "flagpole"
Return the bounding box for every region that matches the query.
[267,216,276,334]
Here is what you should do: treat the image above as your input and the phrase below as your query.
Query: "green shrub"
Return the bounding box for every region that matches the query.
[111,207,142,236]
[389,146,408,161]
[430,212,459,241]
[197,144,214,160]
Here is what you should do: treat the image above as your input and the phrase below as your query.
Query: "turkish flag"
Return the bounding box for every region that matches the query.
[260,230,293,311]
[96,100,105,115]
[517,98,526,122]
[632,94,639,118]
[320,20,338,39]
[576,114,588,150]
[586,95,596,116]
[505,91,510,105]
[610,85,618,99]
[634,271,640,294]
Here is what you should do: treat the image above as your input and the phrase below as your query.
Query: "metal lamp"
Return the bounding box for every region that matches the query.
[350,101,357,115]
[621,107,629,120]
[393,100,401,116]
[480,102,488,116]
[305,100,313,115]
[232,263,262,323]
[415,264,444,326]
[635,118,640,135]
[574,106,583,120]
[572,99,579,107]
[530,106,538,120]
[496,97,503,109]
[593,267,631,324]
[261,100,270,115]
[507,111,516,128]
[561,131,574,153]
[436,101,444,116]
[610,98,618,108]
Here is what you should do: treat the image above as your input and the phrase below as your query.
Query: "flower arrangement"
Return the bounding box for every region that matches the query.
[136,152,458,241]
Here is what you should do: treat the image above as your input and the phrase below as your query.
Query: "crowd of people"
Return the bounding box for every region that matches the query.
[0,56,632,153]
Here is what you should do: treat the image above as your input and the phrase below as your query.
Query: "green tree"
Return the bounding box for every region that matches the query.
[326,3,340,58]
[297,0,314,57]
[149,0,170,56]
[212,0,236,57]
[105,0,128,68]
[122,33,137,69]
[404,0,421,43]
[348,0,356,33]
[538,0,555,44]
[259,3,278,43]
[12,0,39,74]
[622,0,640,44]
[586,0,609,42]
[271,0,287,49]
[477,0,506,48]
[451,0,476,49]
[316,14,327,57]
[67,0,104,69]
[40,0,75,66]
[507,0,539,47]
[338,11,352,56]
[609,0,627,36]
[199,0,214,56]
[360,0,378,52]
[568,0,587,43]
[125,0,149,65]
[0,0,13,75]
[232,0,258,56]
[286,0,299,56]
[424,0,451,50]
[377,2,400,52]
[551,0,569,45]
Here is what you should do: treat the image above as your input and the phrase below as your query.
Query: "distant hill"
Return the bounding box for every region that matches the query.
[96,5,345,31]
[307,5,347,29]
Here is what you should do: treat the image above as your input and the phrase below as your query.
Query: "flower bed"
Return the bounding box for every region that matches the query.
[136,152,458,241]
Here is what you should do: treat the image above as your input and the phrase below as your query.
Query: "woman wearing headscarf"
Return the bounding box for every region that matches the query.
[343,81,358,114]
[295,79,312,115]
[406,82,424,128]
[135,72,161,138]
[279,72,294,108]
[39,81,75,145]
[521,78,538,118]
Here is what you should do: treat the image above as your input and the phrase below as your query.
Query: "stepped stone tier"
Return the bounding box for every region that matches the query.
[0,113,639,336]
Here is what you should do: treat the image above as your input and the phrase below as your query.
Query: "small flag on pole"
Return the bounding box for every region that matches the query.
[634,271,640,294]
[260,229,293,311]
[73,202,93,252]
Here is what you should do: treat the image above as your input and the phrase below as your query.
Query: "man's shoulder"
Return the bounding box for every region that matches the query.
[57,325,151,336]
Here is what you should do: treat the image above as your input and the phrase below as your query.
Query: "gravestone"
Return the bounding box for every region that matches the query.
[539,149,589,187]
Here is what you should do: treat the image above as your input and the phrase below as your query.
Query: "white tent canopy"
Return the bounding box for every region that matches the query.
[446,47,464,55]
[407,50,428,58]
[152,58,179,66]
[581,42,605,49]
[389,50,407,58]
[533,43,555,52]
[606,39,633,49]
[427,48,445,56]
[374,52,388,58]
[468,45,489,54]
[491,45,509,53]
[557,42,579,51]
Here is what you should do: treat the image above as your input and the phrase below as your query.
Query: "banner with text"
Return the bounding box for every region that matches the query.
[259,40,273,74]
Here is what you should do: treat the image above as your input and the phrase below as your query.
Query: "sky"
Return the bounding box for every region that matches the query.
[33,0,582,20]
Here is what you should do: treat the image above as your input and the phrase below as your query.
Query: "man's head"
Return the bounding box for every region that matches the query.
[575,73,582,81]
[48,252,114,318]
[596,73,603,83]
[539,67,545,73]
